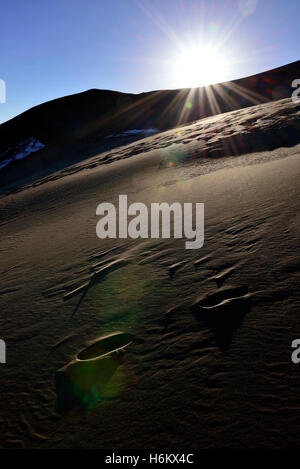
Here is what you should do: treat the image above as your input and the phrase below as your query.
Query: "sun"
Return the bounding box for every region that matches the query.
[173,44,229,88]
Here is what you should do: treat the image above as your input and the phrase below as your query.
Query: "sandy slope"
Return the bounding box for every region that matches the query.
[1,60,299,193]
[0,99,299,448]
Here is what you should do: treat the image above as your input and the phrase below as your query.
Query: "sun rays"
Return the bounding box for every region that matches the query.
[86,0,281,146]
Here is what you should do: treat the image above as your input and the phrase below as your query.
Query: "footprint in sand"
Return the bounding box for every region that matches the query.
[63,258,129,317]
[55,331,133,412]
[77,332,133,360]
[191,285,252,349]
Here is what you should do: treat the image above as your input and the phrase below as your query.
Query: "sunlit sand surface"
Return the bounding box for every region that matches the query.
[0,96,299,448]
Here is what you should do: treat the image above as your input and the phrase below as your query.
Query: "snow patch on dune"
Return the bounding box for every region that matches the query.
[105,128,159,139]
[0,137,45,170]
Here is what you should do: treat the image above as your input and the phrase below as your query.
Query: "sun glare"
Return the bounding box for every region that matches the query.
[173,45,230,88]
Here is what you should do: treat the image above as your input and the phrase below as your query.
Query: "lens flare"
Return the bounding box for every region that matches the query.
[209,22,219,33]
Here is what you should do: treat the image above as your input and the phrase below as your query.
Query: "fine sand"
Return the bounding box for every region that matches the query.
[0,98,299,448]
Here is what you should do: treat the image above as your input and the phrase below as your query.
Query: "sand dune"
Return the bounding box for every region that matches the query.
[0,60,299,193]
[0,87,299,448]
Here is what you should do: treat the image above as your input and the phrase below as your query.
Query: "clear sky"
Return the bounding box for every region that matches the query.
[0,0,299,123]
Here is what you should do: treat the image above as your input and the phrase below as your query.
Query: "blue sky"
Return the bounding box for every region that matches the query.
[0,0,299,123]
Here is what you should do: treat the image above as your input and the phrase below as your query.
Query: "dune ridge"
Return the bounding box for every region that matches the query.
[0,60,299,193]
